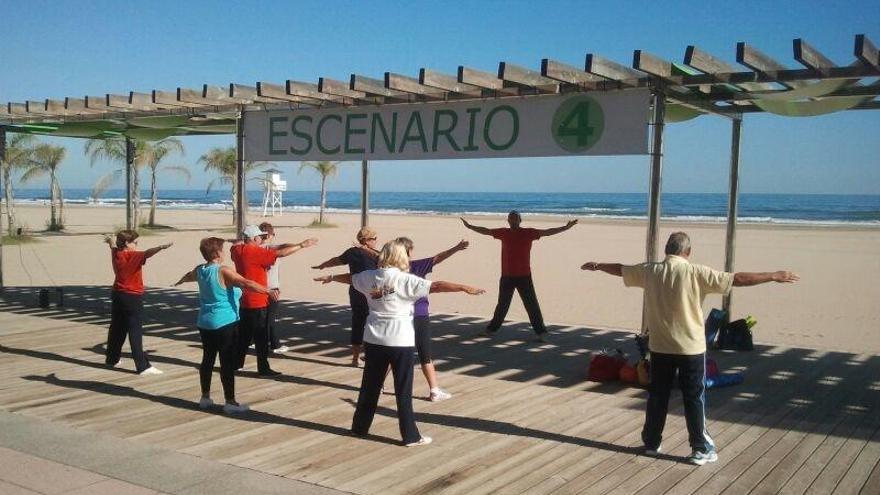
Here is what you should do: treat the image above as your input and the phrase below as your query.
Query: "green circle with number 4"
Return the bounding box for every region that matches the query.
[552,95,604,152]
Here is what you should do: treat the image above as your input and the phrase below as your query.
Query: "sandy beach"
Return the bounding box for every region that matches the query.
[3,203,879,353]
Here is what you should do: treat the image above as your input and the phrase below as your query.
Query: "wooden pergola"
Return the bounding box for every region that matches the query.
[1,34,878,321]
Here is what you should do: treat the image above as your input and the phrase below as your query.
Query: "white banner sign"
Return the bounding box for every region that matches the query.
[243,89,650,161]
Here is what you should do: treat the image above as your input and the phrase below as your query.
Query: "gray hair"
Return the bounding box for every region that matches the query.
[664,232,691,255]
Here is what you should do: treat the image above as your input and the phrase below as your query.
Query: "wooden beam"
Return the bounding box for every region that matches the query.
[318,77,368,100]
[498,62,559,93]
[677,64,878,87]
[633,51,673,79]
[855,34,879,68]
[585,54,646,86]
[541,59,602,85]
[257,82,318,105]
[47,99,99,116]
[794,38,836,72]
[350,74,409,100]
[684,45,774,93]
[384,73,446,100]
[25,101,54,115]
[63,98,104,115]
[419,69,484,96]
[736,42,804,88]
[458,66,503,90]
[130,92,176,110]
[7,103,28,116]
[85,95,114,111]
[285,81,346,104]
[178,87,226,105]
[153,90,201,107]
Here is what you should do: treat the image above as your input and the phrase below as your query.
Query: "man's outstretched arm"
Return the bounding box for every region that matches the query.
[581,261,623,277]
[273,238,318,257]
[733,271,799,287]
[539,219,578,238]
[460,217,493,236]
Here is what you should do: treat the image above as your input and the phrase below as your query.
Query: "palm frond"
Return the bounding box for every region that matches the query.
[160,165,192,183]
[205,176,232,194]
[91,169,125,199]
[18,166,47,184]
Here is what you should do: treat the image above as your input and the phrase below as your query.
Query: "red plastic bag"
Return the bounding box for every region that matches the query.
[619,364,638,383]
[706,358,719,379]
[589,352,626,382]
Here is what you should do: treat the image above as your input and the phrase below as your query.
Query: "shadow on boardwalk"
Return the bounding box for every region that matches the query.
[2,284,880,442]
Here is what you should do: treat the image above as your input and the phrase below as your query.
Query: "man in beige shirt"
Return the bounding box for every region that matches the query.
[582,232,798,465]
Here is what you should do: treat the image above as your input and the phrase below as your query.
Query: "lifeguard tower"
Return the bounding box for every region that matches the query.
[261,168,287,216]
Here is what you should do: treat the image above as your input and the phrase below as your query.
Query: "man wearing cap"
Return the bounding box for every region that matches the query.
[231,224,318,376]
[461,211,577,342]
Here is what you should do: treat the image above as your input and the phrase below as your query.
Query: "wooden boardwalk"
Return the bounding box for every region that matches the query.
[1,285,878,494]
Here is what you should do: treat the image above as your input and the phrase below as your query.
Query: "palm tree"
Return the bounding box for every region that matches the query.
[20,144,66,231]
[200,146,266,224]
[1,133,37,235]
[143,139,187,226]
[85,137,187,228]
[298,161,340,224]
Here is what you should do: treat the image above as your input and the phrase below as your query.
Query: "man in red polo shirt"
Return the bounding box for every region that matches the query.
[231,224,318,376]
[461,211,576,342]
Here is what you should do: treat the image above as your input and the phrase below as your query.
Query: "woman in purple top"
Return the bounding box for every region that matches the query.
[387,237,469,401]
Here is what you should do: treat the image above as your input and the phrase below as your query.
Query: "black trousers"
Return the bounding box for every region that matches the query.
[352,343,421,444]
[642,352,715,454]
[106,290,151,372]
[487,275,546,334]
[267,299,281,349]
[199,323,238,402]
[349,289,369,345]
[237,307,271,372]
[414,316,432,364]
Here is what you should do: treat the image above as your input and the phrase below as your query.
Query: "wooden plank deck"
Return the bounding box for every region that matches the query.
[0,285,878,494]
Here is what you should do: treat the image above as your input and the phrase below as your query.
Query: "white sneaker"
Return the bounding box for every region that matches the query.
[198,397,214,409]
[139,366,163,376]
[223,402,250,414]
[405,436,432,447]
[273,345,291,353]
[429,389,452,402]
[687,450,718,466]
[643,446,662,457]
[249,344,255,350]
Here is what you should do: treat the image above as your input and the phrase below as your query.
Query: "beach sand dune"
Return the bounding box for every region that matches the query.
[4,204,878,353]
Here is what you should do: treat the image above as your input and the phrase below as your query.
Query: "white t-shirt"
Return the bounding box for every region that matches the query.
[265,244,280,289]
[352,267,432,347]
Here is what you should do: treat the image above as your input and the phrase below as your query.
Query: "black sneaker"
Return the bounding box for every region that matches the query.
[258,368,282,377]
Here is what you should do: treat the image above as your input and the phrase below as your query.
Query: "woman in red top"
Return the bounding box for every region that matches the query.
[104,230,171,375]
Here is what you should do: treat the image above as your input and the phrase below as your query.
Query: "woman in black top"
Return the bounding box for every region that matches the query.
[313,226,378,366]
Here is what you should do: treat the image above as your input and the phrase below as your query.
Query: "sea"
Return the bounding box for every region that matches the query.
[11,188,880,227]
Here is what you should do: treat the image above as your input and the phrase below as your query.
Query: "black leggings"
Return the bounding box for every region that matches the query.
[199,323,238,402]
[350,289,369,345]
[106,290,151,372]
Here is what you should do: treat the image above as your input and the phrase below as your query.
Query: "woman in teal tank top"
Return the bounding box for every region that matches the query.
[175,237,276,414]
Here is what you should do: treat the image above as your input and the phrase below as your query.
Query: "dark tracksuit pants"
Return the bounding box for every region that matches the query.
[487,275,547,335]
[642,352,715,454]
[237,307,272,372]
[352,343,420,444]
[106,290,151,372]
[198,322,238,402]
[267,299,281,349]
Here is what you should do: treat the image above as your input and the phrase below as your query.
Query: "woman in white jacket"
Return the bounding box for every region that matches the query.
[315,239,484,446]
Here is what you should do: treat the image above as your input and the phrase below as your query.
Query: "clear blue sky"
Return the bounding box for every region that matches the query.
[2,0,878,194]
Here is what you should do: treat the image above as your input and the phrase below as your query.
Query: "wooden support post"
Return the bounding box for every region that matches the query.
[235,108,246,237]
[125,138,134,230]
[722,118,743,321]
[361,160,369,227]
[0,127,6,290]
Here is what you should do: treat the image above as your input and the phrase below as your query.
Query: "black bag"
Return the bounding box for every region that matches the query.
[718,319,754,351]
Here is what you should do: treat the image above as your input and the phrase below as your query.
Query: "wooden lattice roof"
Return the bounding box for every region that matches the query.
[1,35,878,139]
